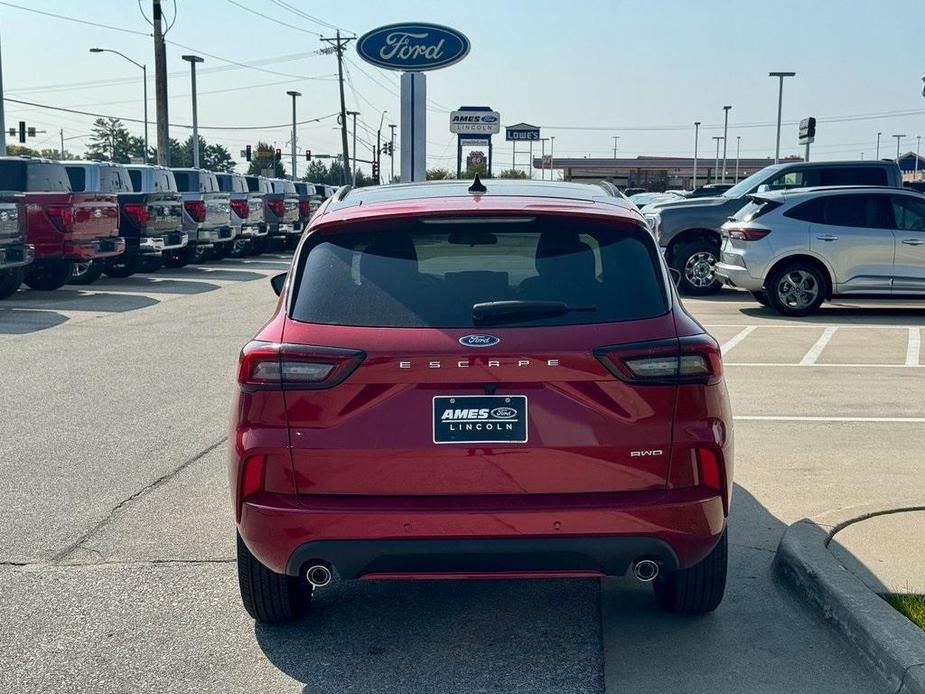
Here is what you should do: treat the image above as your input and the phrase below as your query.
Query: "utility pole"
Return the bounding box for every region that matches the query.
[916,135,921,179]
[721,105,731,183]
[612,135,619,159]
[692,121,700,191]
[0,30,6,155]
[60,128,64,159]
[182,55,203,168]
[388,123,396,183]
[712,136,722,184]
[550,136,556,181]
[735,136,741,181]
[320,30,355,185]
[347,111,359,185]
[876,132,882,159]
[287,90,300,180]
[152,0,170,165]
[893,134,906,161]
[769,72,795,164]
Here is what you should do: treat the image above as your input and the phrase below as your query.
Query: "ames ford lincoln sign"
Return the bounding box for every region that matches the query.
[356,23,470,71]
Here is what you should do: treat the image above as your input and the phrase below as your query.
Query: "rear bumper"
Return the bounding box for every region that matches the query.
[715,262,763,291]
[0,243,34,270]
[240,224,268,238]
[139,231,188,254]
[191,227,234,245]
[63,236,126,260]
[238,488,726,577]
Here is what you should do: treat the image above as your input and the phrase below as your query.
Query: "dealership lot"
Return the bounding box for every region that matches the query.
[1,271,921,692]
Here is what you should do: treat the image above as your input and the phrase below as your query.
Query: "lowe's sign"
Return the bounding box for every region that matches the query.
[356,23,470,71]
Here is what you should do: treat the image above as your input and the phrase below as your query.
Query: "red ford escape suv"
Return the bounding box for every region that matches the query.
[230,178,733,623]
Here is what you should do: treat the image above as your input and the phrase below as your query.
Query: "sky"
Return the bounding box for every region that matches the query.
[1,0,924,180]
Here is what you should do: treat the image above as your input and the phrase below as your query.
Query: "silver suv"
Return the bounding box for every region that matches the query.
[716,186,925,315]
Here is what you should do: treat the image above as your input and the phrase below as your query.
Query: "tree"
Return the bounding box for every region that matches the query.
[6,145,39,157]
[147,136,235,170]
[85,118,144,163]
[426,168,453,180]
[246,141,285,177]
[498,168,527,179]
[304,160,329,183]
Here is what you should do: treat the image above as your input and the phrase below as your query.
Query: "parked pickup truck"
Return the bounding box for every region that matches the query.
[292,181,317,232]
[231,175,272,257]
[267,178,300,249]
[65,161,185,282]
[123,164,189,273]
[168,168,232,266]
[643,159,904,294]
[0,156,123,291]
[215,172,255,259]
[0,192,32,299]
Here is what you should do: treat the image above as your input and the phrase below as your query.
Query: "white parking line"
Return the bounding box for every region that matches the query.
[799,327,837,365]
[735,416,925,423]
[720,326,756,355]
[907,328,921,367]
[726,362,923,368]
[704,323,925,330]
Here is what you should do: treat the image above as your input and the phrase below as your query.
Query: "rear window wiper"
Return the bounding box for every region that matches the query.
[472,300,596,325]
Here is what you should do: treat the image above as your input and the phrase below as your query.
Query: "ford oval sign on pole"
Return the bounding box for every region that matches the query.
[357,23,470,183]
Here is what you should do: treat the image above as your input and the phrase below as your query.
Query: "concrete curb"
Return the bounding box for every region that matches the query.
[775,503,925,693]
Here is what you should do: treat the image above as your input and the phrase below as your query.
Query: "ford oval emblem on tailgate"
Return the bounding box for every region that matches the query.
[459,334,500,348]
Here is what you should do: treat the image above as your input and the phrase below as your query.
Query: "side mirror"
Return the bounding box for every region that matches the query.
[756,184,771,194]
[270,272,287,296]
[668,267,682,287]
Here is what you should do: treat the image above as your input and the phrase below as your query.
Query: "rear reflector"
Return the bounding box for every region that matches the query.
[240,454,266,501]
[697,447,723,492]
[238,340,365,390]
[726,227,770,241]
[594,335,723,385]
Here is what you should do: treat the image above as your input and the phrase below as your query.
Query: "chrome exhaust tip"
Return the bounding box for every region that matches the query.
[632,559,660,582]
[305,564,332,588]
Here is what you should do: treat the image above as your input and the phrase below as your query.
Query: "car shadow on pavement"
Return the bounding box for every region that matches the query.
[91,277,221,295]
[600,483,883,693]
[218,260,292,271]
[152,267,267,283]
[0,308,69,334]
[2,290,159,313]
[739,306,925,325]
[256,577,604,694]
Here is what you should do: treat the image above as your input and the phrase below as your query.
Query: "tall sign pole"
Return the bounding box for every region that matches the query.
[356,23,470,183]
[153,0,170,165]
[388,123,396,183]
[0,29,7,155]
[721,105,731,183]
[287,91,300,180]
[692,121,700,191]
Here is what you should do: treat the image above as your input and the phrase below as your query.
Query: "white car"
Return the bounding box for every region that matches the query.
[715,186,925,315]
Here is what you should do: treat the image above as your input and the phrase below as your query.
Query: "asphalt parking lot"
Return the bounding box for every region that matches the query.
[2,268,922,693]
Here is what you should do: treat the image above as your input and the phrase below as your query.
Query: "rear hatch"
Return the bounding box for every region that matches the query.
[145,192,182,236]
[202,191,230,229]
[68,193,120,242]
[245,192,265,224]
[272,211,687,496]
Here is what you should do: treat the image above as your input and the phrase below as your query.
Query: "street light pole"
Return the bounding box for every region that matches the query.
[721,105,731,183]
[181,55,204,168]
[769,72,796,164]
[286,90,301,180]
[388,123,396,183]
[916,135,921,179]
[712,136,722,184]
[735,135,741,182]
[612,135,619,159]
[90,48,148,162]
[550,136,556,181]
[692,121,700,191]
[876,132,882,159]
[347,111,359,185]
[893,134,906,162]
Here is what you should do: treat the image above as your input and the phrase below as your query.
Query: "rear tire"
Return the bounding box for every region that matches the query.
[68,260,105,285]
[103,254,139,279]
[191,244,211,264]
[284,234,300,251]
[751,290,770,307]
[766,261,826,317]
[250,236,268,256]
[229,238,252,258]
[164,245,196,268]
[653,528,727,615]
[135,255,164,273]
[237,533,310,624]
[670,239,723,296]
[23,260,73,291]
[0,267,23,299]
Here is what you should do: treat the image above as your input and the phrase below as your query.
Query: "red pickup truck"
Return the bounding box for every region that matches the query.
[0,157,123,290]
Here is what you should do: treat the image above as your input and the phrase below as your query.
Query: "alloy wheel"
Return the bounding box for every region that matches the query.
[776,270,819,309]
[684,251,717,289]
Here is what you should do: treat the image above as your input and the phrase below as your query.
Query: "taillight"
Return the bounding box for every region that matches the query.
[267,198,285,217]
[123,202,148,227]
[184,200,206,222]
[46,205,74,233]
[238,341,365,390]
[726,227,770,241]
[594,334,723,385]
[298,200,311,217]
[230,199,249,219]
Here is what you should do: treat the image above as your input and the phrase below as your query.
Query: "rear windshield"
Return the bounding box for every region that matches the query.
[0,161,70,192]
[215,174,233,192]
[731,198,782,222]
[65,166,86,192]
[290,217,668,328]
[173,171,198,192]
[128,169,142,191]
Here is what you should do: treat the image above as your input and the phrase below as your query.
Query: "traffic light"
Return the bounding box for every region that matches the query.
[274,148,282,162]
[305,149,312,161]
[245,144,252,161]
[372,161,379,179]
[18,121,25,144]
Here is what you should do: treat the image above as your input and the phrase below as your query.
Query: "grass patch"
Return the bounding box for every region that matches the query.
[886,594,925,630]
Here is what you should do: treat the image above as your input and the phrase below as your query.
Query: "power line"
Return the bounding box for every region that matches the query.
[271,0,345,32]
[224,0,322,36]
[163,40,322,80]
[3,97,339,131]
[0,1,150,36]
